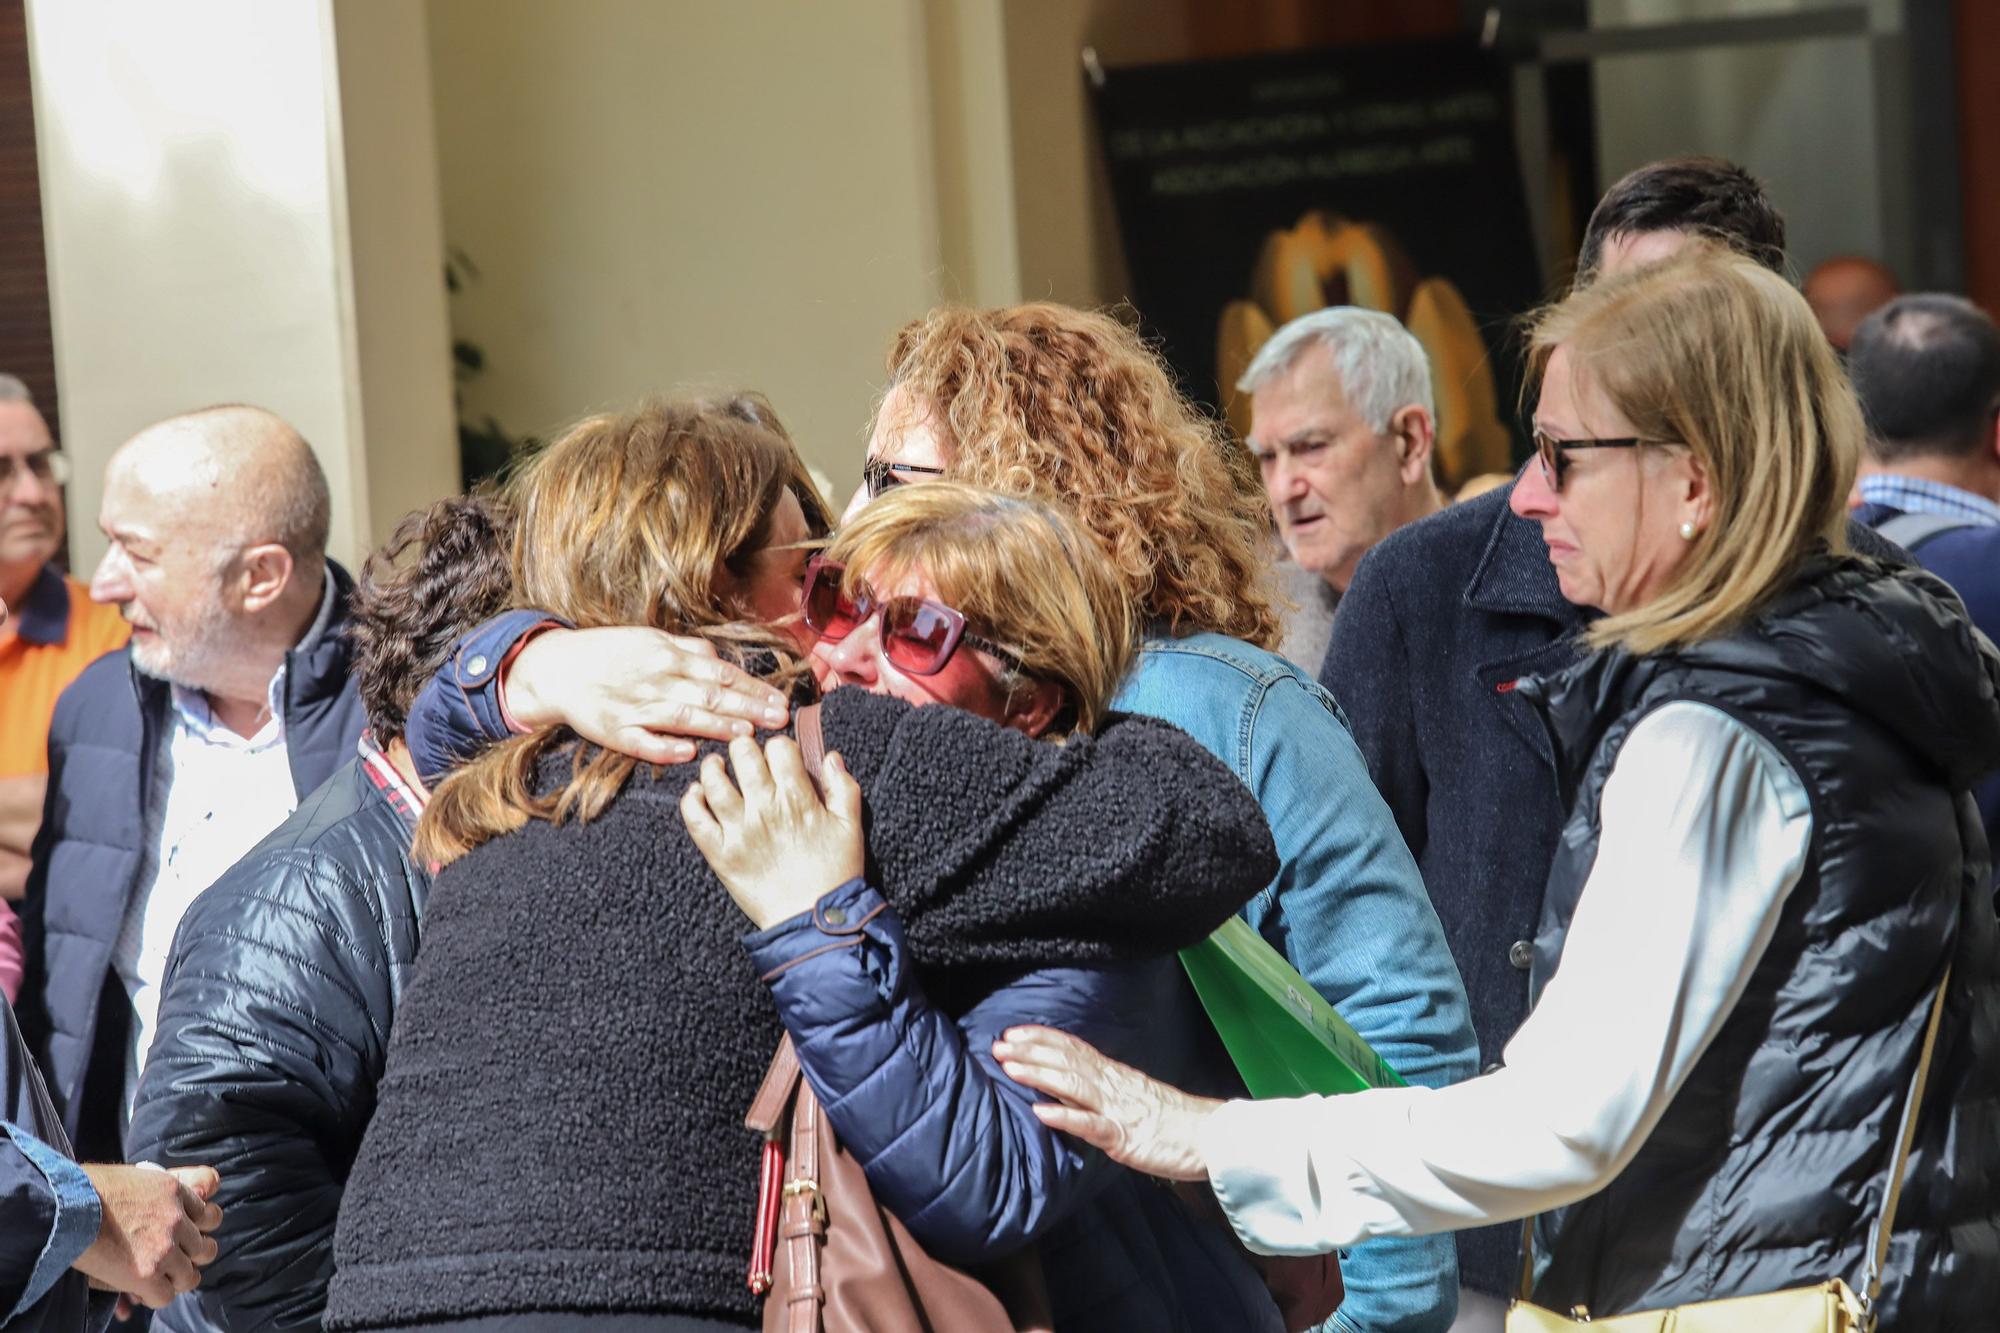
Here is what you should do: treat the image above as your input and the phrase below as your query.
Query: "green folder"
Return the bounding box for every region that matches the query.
[1180,916,1406,1098]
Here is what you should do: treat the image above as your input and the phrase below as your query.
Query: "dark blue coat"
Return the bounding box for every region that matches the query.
[1321,488,1583,1077]
[750,879,1281,1333]
[1319,484,1909,1296]
[15,564,366,1156]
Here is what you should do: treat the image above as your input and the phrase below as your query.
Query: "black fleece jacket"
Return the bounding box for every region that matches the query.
[326,688,1276,1329]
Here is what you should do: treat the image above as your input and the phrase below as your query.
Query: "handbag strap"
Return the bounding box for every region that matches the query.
[746,1034,803,1137]
[795,702,827,795]
[1857,962,1952,1321]
[783,1075,827,1333]
[1515,964,1953,1315]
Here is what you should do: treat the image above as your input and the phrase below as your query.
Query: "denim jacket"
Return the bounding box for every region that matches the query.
[1115,633,1477,1333]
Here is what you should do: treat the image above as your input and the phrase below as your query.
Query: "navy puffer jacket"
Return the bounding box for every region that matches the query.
[126,758,427,1332]
[749,879,1282,1330]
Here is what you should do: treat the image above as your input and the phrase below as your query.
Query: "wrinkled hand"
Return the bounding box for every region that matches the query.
[74,1163,223,1311]
[681,735,865,928]
[504,627,792,765]
[994,1027,1222,1182]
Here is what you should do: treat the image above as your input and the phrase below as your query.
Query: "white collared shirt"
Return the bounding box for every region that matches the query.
[111,672,301,1119]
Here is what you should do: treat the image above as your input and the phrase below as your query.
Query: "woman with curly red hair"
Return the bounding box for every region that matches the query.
[858,304,1281,646]
[849,303,1474,1328]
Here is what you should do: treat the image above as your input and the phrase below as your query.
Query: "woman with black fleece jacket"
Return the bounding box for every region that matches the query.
[328,685,1276,1331]
[325,405,1283,1332]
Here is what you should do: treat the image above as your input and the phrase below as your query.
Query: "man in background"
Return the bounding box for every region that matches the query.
[1571,155,1788,284]
[1848,293,2000,856]
[1240,308,1444,673]
[0,377,129,1000]
[16,405,363,1163]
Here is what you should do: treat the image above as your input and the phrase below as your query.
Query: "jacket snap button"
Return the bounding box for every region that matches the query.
[465,653,489,677]
[1509,939,1534,970]
[1482,1061,1504,1076]
[822,906,848,926]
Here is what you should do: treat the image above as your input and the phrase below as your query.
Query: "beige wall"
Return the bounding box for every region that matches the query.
[1000,0,1200,309]
[424,0,1243,504]
[428,0,1001,503]
[330,0,462,554]
[28,0,456,574]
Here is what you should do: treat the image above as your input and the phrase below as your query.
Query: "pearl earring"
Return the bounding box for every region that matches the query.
[1679,521,1698,541]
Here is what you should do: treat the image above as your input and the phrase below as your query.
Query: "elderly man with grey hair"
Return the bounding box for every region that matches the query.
[14,406,365,1187]
[1240,307,1445,671]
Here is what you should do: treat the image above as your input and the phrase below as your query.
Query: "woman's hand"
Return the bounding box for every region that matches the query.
[505,627,792,765]
[994,1026,1224,1182]
[681,735,865,928]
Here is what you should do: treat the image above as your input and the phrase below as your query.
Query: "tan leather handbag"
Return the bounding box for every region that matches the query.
[745,1035,1053,1333]
[1506,967,1950,1333]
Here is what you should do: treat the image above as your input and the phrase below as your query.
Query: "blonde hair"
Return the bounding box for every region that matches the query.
[1527,245,1858,655]
[825,482,1137,737]
[416,394,831,865]
[884,303,1281,648]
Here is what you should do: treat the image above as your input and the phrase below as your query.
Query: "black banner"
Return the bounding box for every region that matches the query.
[1091,37,1545,486]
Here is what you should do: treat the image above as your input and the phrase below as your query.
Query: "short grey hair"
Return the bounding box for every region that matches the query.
[0,374,34,404]
[1236,307,1434,433]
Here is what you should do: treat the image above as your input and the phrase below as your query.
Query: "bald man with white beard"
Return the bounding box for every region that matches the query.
[13,405,366,1170]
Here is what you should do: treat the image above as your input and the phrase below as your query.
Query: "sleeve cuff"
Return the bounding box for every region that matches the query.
[452,612,566,739]
[743,879,920,1033]
[1,1124,101,1320]
[1200,1094,1364,1257]
[741,878,885,976]
[493,619,566,735]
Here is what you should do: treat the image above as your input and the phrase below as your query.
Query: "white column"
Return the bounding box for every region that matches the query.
[27,0,457,574]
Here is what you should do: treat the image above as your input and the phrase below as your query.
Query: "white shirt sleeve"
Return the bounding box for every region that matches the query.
[1201,700,1813,1255]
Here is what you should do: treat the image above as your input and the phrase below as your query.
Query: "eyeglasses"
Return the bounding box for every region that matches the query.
[1531,428,1673,492]
[801,556,1020,677]
[862,457,946,498]
[0,448,71,489]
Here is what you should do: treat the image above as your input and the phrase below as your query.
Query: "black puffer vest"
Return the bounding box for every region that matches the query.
[1515,555,2000,1327]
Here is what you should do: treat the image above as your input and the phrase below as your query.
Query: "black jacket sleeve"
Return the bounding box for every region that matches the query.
[818,689,1279,968]
[126,835,412,1332]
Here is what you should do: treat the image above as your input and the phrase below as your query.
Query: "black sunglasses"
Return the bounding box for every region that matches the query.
[862,457,946,498]
[1531,428,1676,492]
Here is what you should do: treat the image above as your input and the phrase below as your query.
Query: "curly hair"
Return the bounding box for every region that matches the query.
[349,493,516,745]
[883,303,1280,648]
